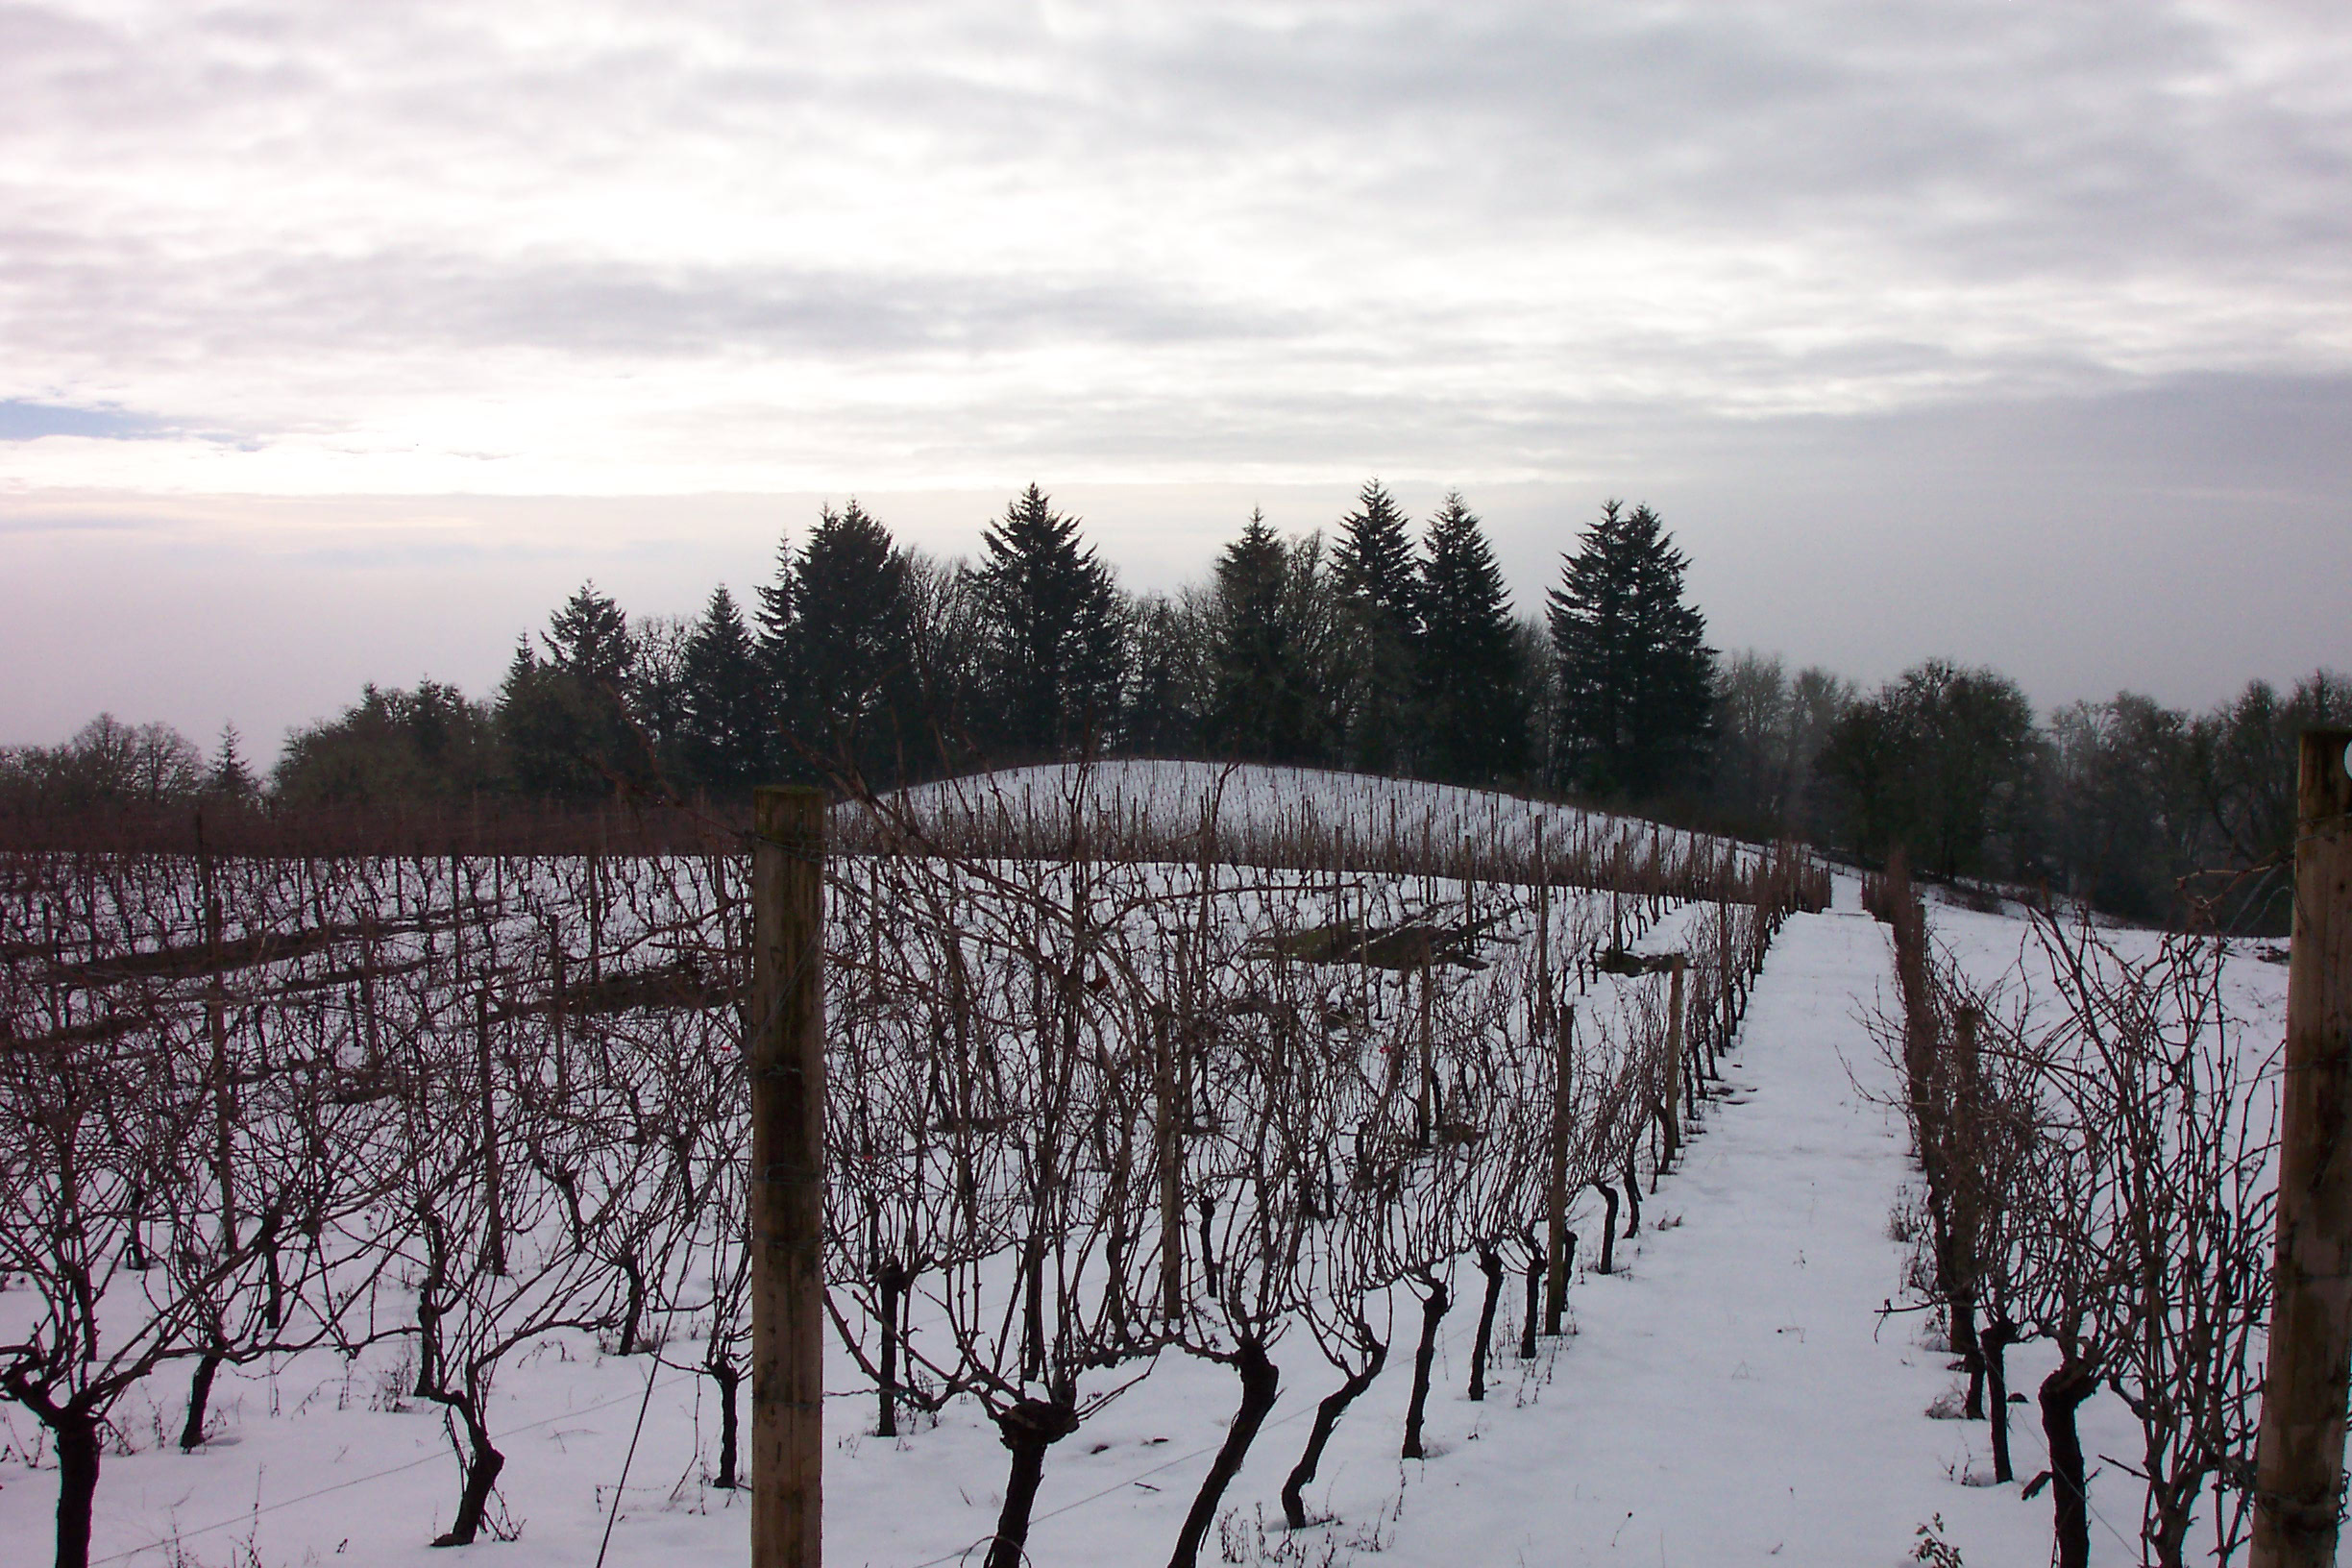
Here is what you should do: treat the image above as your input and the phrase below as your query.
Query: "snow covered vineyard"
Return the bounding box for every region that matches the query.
[858,761,1769,903]
[0,768,2290,1567]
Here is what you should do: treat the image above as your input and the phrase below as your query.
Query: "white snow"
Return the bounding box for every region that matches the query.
[0,798,2298,1568]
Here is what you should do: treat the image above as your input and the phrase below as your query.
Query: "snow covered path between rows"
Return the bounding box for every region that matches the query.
[918,896,2076,1568]
[1334,897,2054,1567]
[6,896,2117,1568]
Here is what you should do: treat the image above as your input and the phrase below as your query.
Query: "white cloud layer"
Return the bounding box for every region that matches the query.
[4,0,2349,489]
[2,1,2349,748]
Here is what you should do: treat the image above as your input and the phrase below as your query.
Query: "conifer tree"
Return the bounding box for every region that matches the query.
[501,582,649,799]
[1205,510,1340,764]
[543,581,636,688]
[753,532,795,678]
[1416,493,1528,786]
[679,586,770,792]
[784,501,918,784]
[206,723,259,803]
[1331,478,1421,774]
[968,484,1126,758]
[1124,592,1206,758]
[499,638,598,798]
[1546,501,1713,798]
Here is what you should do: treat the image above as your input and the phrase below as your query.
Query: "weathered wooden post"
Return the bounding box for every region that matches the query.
[2252,728,2352,1568]
[1157,1002,1185,1325]
[1533,818,1552,1037]
[197,814,238,1251]
[1660,955,1686,1169]
[752,786,825,1568]
[1544,1006,1578,1335]
[477,988,505,1276]
[1415,950,1435,1149]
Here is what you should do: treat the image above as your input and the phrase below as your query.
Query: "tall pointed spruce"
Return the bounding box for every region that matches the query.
[1546,501,1713,799]
[1206,509,1338,765]
[1417,493,1528,787]
[499,581,646,799]
[785,500,918,785]
[678,586,769,793]
[1332,479,1422,775]
[968,484,1127,758]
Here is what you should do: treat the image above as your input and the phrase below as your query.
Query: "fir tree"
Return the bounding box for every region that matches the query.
[1546,501,1713,799]
[499,638,600,798]
[968,484,1126,758]
[1123,592,1205,758]
[543,581,636,688]
[206,723,259,803]
[502,582,651,799]
[679,586,770,792]
[1416,493,1528,787]
[754,530,796,690]
[1205,510,1340,764]
[786,501,917,783]
[1331,478,1421,774]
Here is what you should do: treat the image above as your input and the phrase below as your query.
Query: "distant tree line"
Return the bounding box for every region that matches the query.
[0,713,259,814]
[266,480,1585,803]
[1712,656,2351,927]
[6,480,2343,928]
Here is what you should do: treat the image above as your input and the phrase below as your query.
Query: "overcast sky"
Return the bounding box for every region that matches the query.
[4,1,2348,756]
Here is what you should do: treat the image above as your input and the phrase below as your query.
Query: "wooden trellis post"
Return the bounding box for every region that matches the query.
[1158,1003,1185,1325]
[752,787,826,1568]
[2252,729,2352,1568]
[1544,1006,1578,1335]
[1660,955,1686,1169]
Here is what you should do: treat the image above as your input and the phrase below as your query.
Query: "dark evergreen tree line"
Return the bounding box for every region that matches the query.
[34,475,2334,932]
[366,478,1565,804]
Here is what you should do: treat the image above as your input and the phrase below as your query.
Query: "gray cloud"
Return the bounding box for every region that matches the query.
[1,1,2347,741]
[5,4,2344,425]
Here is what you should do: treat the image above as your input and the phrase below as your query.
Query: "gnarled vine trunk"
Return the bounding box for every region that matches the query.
[987,1393,1079,1568]
[2038,1360,2096,1568]
[1401,1273,1450,1459]
[1282,1330,1386,1529]
[1470,1242,1504,1401]
[1169,1338,1279,1568]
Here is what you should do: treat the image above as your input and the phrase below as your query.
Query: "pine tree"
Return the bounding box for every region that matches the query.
[1546,501,1714,799]
[1331,478,1421,774]
[1205,510,1340,764]
[1123,592,1205,758]
[1416,494,1528,786]
[543,581,636,689]
[786,501,917,784]
[206,723,259,803]
[502,582,650,799]
[679,586,770,792]
[499,637,602,798]
[754,531,795,688]
[968,484,1127,758]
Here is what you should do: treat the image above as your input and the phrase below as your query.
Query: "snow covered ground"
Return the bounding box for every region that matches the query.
[9,864,2295,1568]
[0,720,2301,1568]
[872,759,1761,882]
